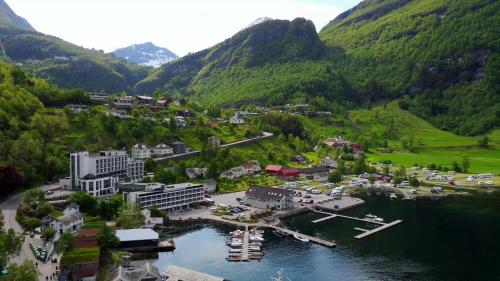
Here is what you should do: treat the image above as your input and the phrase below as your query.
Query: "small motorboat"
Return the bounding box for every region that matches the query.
[365,214,384,223]
[293,233,309,243]
[229,248,242,253]
[390,193,397,200]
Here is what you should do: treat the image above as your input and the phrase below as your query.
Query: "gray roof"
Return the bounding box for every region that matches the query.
[110,262,161,281]
[245,185,292,201]
[116,229,159,242]
[57,211,83,224]
[163,265,225,281]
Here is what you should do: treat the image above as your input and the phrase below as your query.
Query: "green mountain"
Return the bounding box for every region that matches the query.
[134,18,352,105]
[0,1,150,93]
[135,0,499,136]
[319,0,500,135]
[0,0,34,30]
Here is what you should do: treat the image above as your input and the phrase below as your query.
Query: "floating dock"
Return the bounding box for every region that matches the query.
[269,226,336,248]
[309,208,402,239]
[354,220,403,239]
[241,227,250,261]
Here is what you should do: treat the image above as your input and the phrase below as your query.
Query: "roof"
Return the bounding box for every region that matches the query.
[265,165,283,172]
[110,262,161,281]
[133,143,149,149]
[115,229,159,242]
[66,203,80,210]
[57,211,84,224]
[172,141,185,145]
[245,185,292,201]
[155,143,171,149]
[299,167,330,175]
[279,168,300,175]
[163,265,224,281]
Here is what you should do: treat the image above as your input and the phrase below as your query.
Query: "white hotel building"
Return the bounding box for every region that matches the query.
[70,151,144,197]
[126,183,205,213]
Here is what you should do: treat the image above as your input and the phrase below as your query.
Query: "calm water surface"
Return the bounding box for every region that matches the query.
[153,192,500,281]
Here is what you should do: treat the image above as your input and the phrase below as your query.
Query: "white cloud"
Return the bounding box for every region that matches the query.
[6,0,341,56]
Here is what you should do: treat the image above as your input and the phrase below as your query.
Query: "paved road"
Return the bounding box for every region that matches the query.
[1,184,61,281]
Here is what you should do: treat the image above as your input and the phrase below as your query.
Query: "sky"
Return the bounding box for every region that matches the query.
[6,0,361,57]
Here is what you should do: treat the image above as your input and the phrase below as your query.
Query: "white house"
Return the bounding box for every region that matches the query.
[203,179,217,194]
[175,116,187,128]
[229,113,245,124]
[142,209,164,226]
[50,203,84,238]
[152,144,173,157]
[131,143,151,160]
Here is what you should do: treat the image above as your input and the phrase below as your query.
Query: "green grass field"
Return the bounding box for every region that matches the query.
[300,102,499,174]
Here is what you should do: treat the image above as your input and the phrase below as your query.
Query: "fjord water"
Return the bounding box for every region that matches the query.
[153,192,500,281]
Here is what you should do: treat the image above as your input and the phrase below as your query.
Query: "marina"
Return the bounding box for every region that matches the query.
[309,208,402,239]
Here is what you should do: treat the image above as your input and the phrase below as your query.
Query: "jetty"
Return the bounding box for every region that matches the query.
[268,226,336,248]
[241,226,250,261]
[309,207,402,239]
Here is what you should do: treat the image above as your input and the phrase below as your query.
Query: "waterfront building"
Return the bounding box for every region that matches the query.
[244,185,294,210]
[126,183,205,213]
[131,143,151,159]
[70,150,144,197]
[163,265,225,281]
[115,228,159,249]
[110,262,162,281]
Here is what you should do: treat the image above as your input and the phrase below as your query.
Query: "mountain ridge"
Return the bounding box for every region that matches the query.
[112,42,178,68]
[0,0,35,31]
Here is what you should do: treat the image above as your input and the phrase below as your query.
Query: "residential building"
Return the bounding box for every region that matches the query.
[207,136,221,148]
[320,157,338,169]
[115,229,159,249]
[291,155,307,164]
[186,167,207,179]
[175,116,187,127]
[152,144,173,157]
[107,108,130,118]
[115,96,135,108]
[203,178,217,194]
[131,143,151,160]
[70,151,144,197]
[135,95,154,105]
[220,160,261,180]
[110,262,162,281]
[240,160,261,174]
[172,141,187,154]
[90,92,109,102]
[299,167,330,180]
[229,112,245,124]
[126,183,205,213]
[277,168,300,179]
[66,104,88,113]
[244,185,294,210]
[50,204,84,237]
[265,165,283,175]
[163,265,225,281]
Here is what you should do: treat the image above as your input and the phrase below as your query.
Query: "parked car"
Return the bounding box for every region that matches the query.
[304,195,311,199]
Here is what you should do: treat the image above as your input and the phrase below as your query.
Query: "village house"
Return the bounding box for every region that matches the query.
[299,166,330,180]
[185,167,207,179]
[324,137,352,148]
[229,112,245,124]
[152,144,173,157]
[220,161,261,180]
[172,141,187,154]
[319,157,338,170]
[50,203,84,238]
[156,97,171,108]
[66,104,88,113]
[291,155,307,165]
[135,95,154,105]
[203,178,217,194]
[207,136,221,148]
[131,143,151,160]
[265,165,283,175]
[177,109,195,117]
[244,185,294,210]
[277,168,300,179]
[175,116,187,128]
[240,160,261,174]
[89,92,109,102]
[220,166,245,180]
[114,96,135,109]
[107,108,130,119]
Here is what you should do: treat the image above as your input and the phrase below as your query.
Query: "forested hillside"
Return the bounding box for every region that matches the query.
[135,0,499,136]
[320,0,500,135]
[0,1,150,93]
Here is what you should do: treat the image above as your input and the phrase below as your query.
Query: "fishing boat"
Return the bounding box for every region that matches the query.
[293,233,309,243]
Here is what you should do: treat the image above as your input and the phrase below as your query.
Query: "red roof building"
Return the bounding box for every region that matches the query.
[277,168,300,178]
[265,165,283,174]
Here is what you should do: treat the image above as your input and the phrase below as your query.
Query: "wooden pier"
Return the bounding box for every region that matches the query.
[268,226,336,248]
[241,226,250,261]
[309,208,402,239]
[354,220,402,239]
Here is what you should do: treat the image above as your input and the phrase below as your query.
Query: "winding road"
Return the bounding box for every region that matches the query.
[1,184,61,281]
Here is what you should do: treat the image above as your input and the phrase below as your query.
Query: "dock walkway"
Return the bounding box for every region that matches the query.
[241,226,250,261]
[268,226,336,248]
[354,220,402,239]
